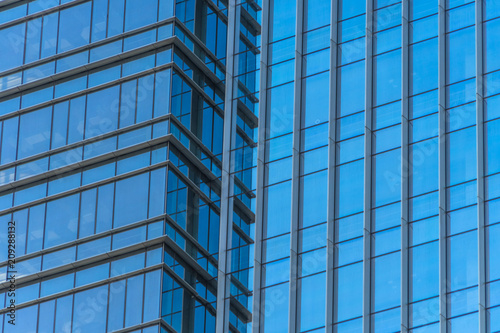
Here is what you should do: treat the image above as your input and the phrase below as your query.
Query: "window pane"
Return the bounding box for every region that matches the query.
[265,181,291,238]
[448,231,478,291]
[300,171,328,228]
[299,273,326,331]
[267,83,294,138]
[125,0,158,32]
[45,194,79,248]
[410,138,439,196]
[410,241,439,302]
[108,280,126,331]
[0,23,25,72]
[58,2,91,53]
[447,127,476,186]
[338,60,365,117]
[410,38,439,95]
[373,149,401,207]
[114,173,149,228]
[336,160,364,218]
[262,283,289,333]
[304,0,330,31]
[336,263,363,321]
[447,27,475,84]
[486,119,500,176]
[269,0,296,42]
[372,252,401,311]
[302,72,329,128]
[85,86,120,139]
[374,50,401,106]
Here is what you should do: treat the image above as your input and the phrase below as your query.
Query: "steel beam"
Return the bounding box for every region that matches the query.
[362,1,374,332]
[216,0,241,331]
[289,0,304,331]
[251,0,270,330]
[437,0,448,331]
[401,1,410,332]
[476,1,487,332]
[326,0,339,332]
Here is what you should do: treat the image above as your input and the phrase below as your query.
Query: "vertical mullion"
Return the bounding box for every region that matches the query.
[252,0,269,330]
[289,0,304,331]
[363,1,374,332]
[401,0,410,332]
[438,0,447,332]
[326,0,339,332]
[215,0,240,332]
[476,0,486,332]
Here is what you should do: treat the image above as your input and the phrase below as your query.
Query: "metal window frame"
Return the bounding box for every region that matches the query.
[438,0,448,331]
[476,1,487,332]
[362,0,374,331]
[326,0,339,332]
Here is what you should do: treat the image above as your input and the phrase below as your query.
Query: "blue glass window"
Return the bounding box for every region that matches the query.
[410,138,439,196]
[299,273,326,331]
[410,38,439,95]
[302,72,329,128]
[336,160,364,218]
[85,86,120,139]
[373,149,401,207]
[267,83,294,138]
[447,27,475,84]
[485,0,500,19]
[73,285,108,332]
[449,231,478,291]
[269,0,296,42]
[336,263,363,321]
[304,0,330,31]
[114,173,149,227]
[486,118,500,176]
[339,0,366,20]
[372,252,401,311]
[144,270,162,322]
[125,274,144,326]
[338,61,365,116]
[447,127,477,186]
[374,50,401,106]
[410,242,439,301]
[55,295,73,332]
[300,170,328,228]
[265,181,291,238]
[45,194,79,248]
[108,0,125,37]
[58,2,91,53]
[18,107,51,159]
[411,0,438,20]
[0,23,25,73]
[41,12,58,58]
[108,280,126,331]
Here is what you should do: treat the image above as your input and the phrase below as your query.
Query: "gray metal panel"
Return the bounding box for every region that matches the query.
[476,1,487,332]
[401,1,410,332]
[252,0,270,330]
[363,0,374,331]
[216,0,241,331]
[437,1,448,331]
[289,0,304,331]
[326,1,339,332]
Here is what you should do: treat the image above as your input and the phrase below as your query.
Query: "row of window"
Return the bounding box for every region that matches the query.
[0,0,174,73]
[2,269,161,333]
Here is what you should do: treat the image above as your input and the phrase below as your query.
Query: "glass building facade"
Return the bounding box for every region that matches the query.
[0,0,499,333]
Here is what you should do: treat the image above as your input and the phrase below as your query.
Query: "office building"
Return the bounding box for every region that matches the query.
[0,0,499,333]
